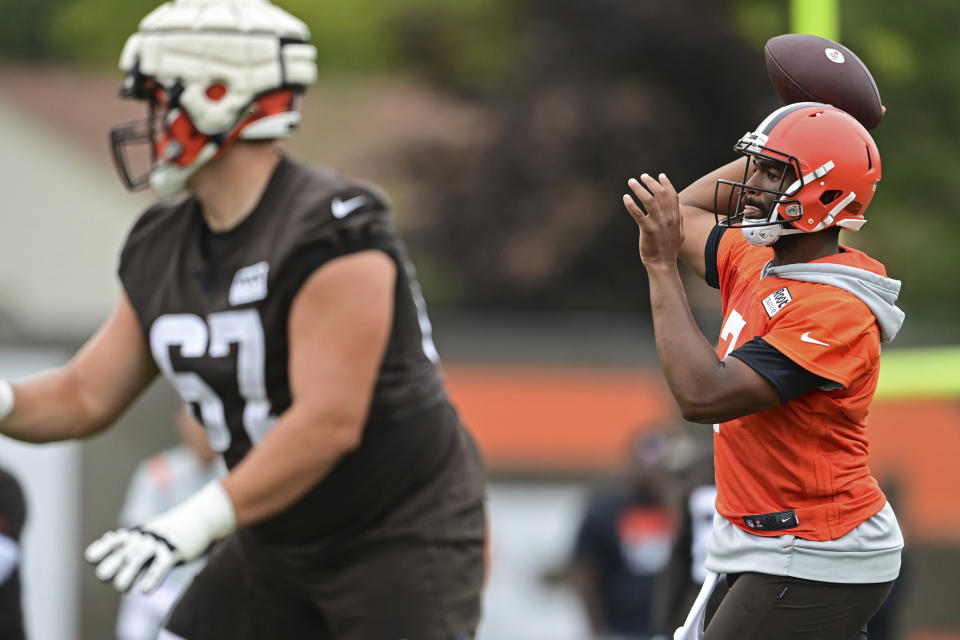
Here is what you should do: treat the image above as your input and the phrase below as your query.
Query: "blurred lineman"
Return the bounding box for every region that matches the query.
[622,103,903,639]
[568,431,676,640]
[115,409,223,640]
[648,442,717,637]
[0,466,25,640]
[0,1,486,639]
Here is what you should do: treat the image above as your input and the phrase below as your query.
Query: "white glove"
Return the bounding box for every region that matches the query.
[85,481,236,594]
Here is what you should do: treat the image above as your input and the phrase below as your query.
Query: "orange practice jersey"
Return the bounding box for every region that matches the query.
[713,230,887,541]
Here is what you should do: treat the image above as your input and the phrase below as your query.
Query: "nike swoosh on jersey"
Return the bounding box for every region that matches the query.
[800,332,830,346]
[331,195,367,219]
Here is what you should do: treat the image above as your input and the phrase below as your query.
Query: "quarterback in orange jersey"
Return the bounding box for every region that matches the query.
[622,103,903,639]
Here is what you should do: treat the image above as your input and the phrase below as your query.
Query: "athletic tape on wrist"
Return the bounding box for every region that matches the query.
[0,380,14,423]
[147,480,237,561]
[195,480,237,538]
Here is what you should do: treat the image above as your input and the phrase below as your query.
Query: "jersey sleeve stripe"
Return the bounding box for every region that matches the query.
[728,337,834,403]
[704,225,728,289]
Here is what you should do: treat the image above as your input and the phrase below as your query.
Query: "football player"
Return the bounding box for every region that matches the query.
[0,466,25,640]
[622,103,903,638]
[0,1,486,638]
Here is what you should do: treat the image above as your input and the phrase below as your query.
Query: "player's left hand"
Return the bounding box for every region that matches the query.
[622,173,684,267]
[84,481,236,593]
[84,524,184,594]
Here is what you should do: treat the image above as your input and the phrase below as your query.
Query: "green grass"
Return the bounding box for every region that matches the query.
[876,346,960,400]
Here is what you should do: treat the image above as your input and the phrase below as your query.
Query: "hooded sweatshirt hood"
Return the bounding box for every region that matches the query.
[762,261,905,343]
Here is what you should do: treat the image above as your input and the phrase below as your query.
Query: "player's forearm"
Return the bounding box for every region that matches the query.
[1,295,158,444]
[673,159,747,275]
[219,402,365,528]
[678,157,748,214]
[0,369,112,443]
[645,263,729,423]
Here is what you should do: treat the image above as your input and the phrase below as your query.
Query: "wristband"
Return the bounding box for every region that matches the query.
[0,380,13,423]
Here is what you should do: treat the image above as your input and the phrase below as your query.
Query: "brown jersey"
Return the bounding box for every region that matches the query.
[0,467,25,640]
[119,155,485,550]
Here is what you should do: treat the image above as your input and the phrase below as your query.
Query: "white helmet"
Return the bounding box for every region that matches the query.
[110,0,317,196]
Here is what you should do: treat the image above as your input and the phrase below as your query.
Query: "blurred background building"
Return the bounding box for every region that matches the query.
[0,0,957,638]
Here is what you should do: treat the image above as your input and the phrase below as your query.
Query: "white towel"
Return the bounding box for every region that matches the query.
[674,570,721,640]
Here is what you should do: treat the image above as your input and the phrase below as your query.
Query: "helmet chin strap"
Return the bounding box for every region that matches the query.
[742,224,780,246]
[741,224,805,246]
[741,202,805,247]
[150,143,218,197]
[147,106,298,197]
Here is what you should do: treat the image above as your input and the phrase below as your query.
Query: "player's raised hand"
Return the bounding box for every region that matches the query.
[622,173,684,267]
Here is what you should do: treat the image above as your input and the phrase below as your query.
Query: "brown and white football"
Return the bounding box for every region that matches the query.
[764,33,883,130]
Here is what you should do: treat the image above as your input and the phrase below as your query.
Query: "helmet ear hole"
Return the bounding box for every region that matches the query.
[819,189,843,205]
[206,83,228,101]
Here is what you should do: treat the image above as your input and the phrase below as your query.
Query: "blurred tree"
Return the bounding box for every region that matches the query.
[843,0,960,328]
[48,0,163,62]
[45,0,518,86]
[401,0,960,330]
[290,0,519,90]
[386,0,520,94]
[1,0,955,327]
[0,0,65,59]
[403,0,777,311]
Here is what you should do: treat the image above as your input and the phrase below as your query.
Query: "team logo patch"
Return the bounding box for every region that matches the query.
[229,261,270,305]
[824,47,845,64]
[761,287,793,318]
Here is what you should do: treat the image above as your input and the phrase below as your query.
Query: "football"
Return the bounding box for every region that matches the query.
[764,33,883,130]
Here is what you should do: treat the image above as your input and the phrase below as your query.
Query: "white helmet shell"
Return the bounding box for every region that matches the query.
[119,0,317,137]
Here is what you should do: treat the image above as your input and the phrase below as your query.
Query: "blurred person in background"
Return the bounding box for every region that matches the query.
[622,103,904,638]
[566,429,678,640]
[863,477,910,640]
[115,408,223,640]
[0,465,25,640]
[648,439,717,637]
[0,1,486,639]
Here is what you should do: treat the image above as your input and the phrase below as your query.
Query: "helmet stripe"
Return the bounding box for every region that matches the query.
[756,102,827,135]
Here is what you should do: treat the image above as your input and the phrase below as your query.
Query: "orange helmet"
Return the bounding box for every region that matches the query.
[716,103,881,246]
